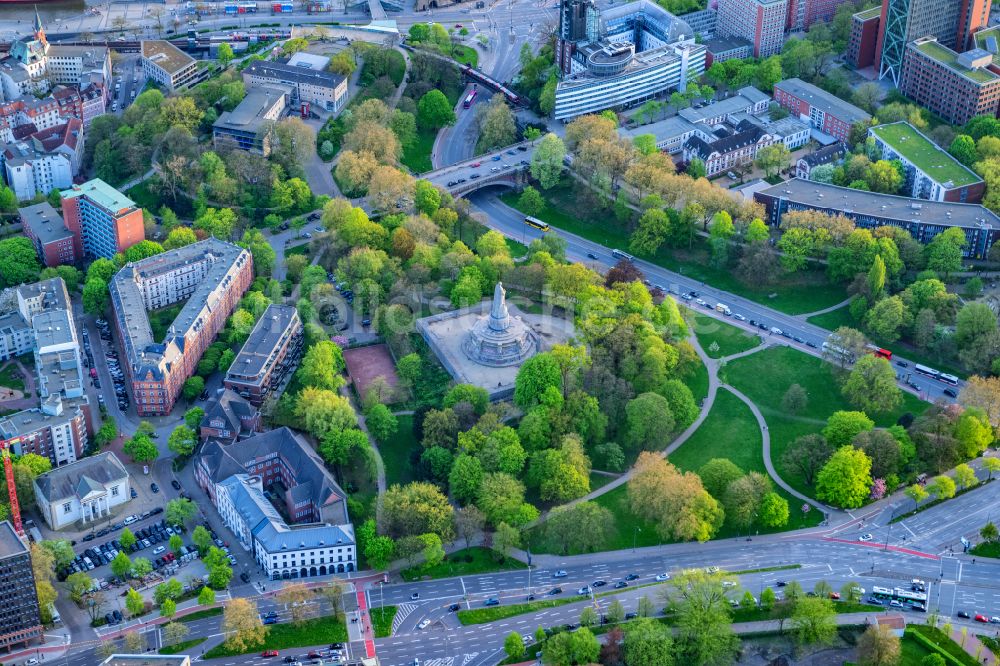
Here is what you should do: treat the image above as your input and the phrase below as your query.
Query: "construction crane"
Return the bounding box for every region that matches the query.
[2,446,22,536]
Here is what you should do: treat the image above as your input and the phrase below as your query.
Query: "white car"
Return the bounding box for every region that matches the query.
[722,581,737,589]
[553,570,567,578]
[123,515,137,525]
[859,533,873,542]
[705,566,720,574]
[733,313,746,321]
[153,546,165,554]
[655,573,670,581]
[695,298,707,306]
[417,618,431,630]
[577,586,591,595]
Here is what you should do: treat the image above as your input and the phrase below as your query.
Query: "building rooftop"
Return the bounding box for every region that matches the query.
[32,309,75,349]
[141,40,195,75]
[774,77,872,124]
[33,452,129,504]
[100,656,191,666]
[61,178,135,215]
[243,59,345,90]
[226,304,298,385]
[870,122,981,187]
[756,178,1000,230]
[285,52,331,70]
[197,427,349,525]
[912,38,998,84]
[799,142,846,167]
[678,86,770,124]
[19,202,72,245]
[621,114,702,143]
[201,388,257,437]
[0,520,26,559]
[213,86,287,134]
[703,36,752,53]
[110,238,250,382]
[854,5,881,20]
[974,25,1000,65]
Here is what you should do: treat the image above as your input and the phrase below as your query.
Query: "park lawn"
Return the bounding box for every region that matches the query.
[498,184,847,315]
[589,472,617,491]
[900,633,936,664]
[692,313,761,359]
[683,356,710,405]
[379,415,419,488]
[806,307,969,379]
[666,389,822,533]
[159,637,206,655]
[203,615,348,658]
[0,363,24,392]
[401,125,437,175]
[401,547,526,581]
[370,606,397,638]
[506,237,529,258]
[806,305,856,331]
[724,346,929,497]
[452,44,478,67]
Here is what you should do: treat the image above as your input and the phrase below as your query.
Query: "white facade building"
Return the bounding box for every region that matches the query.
[216,474,357,580]
[1,148,73,201]
[140,41,198,92]
[33,452,130,530]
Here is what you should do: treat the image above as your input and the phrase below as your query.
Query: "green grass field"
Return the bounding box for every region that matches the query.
[370,606,397,638]
[0,363,25,392]
[684,356,710,405]
[451,44,479,67]
[906,625,981,665]
[379,415,419,488]
[401,125,437,174]
[401,547,526,581]
[692,313,761,359]
[177,607,223,623]
[498,183,847,315]
[725,346,929,497]
[160,638,206,655]
[806,305,856,331]
[203,615,348,658]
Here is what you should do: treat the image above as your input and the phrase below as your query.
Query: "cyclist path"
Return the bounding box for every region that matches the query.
[793,297,853,321]
[529,331,721,525]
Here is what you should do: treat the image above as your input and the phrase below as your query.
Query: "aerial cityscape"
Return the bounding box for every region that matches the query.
[0,0,995,664]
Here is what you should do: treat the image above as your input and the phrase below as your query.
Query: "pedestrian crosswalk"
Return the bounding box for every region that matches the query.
[391,602,419,635]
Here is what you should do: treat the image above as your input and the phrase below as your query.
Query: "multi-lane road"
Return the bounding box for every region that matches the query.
[468,190,963,404]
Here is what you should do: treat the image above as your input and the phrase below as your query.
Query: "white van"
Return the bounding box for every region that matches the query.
[715,303,731,316]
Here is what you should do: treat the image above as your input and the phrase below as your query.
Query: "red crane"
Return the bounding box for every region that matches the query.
[2,446,23,536]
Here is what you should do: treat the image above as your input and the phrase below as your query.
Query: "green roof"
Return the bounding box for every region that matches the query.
[854,6,881,20]
[973,26,1000,65]
[60,178,136,213]
[870,122,981,187]
[914,39,998,83]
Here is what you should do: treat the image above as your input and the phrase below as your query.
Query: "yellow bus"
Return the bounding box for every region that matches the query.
[524,216,550,232]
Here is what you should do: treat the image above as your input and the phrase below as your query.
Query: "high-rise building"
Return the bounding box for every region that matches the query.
[785,0,856,32]
[716,0,788,57]
[223,304,303,407]
[847,6,882,68]
[875,0,991,83]
[898,37,1000,125]
[551,0,706,120]
[0,521,42,651]
[60,178,145,261]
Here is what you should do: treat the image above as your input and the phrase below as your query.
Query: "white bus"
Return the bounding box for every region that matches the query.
[914,364,940,380]
[611,249,634,262]
[938,373,959,386]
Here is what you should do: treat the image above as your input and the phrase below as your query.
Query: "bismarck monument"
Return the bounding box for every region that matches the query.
[417,282,575,399]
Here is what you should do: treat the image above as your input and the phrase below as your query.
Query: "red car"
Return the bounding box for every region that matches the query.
[471,162,481,168]
[262,650,279,657]
[975,614,989,623]
[829,592,841,600]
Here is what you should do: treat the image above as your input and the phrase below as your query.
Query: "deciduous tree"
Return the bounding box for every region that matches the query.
[815,446,873,509]
[222,598,268,652]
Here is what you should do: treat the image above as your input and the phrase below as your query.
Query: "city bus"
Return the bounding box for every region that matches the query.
[866,344,892,360]
[914,364,941,381]
[463,90,478,109]
[871,586,928,607]
[822,341,854,363]
[938,373,959,386]
[611,249,634,262]
[524,216,550,232]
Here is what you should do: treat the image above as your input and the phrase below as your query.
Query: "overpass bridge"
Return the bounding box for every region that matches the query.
[421,140,536,197]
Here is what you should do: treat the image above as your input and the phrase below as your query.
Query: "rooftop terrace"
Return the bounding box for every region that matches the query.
[870,122,981,187]
[914,38,998,83]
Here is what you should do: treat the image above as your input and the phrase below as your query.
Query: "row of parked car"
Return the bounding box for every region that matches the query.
[96,319,131,411]
[57,515,176,581]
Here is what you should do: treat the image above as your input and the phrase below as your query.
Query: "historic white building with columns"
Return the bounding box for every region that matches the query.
[33,452,130,530]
